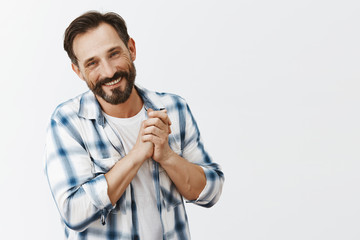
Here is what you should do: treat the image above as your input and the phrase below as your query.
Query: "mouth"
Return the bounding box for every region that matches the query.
[104,77,122,86]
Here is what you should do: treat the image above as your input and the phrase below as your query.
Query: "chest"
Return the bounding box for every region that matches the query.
[77,113,181,174]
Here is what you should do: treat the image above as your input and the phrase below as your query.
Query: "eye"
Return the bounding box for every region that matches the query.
[110,51,120,58]
[86,61,97,68]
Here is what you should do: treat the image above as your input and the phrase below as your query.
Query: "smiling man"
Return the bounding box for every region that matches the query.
[45,11,224,240]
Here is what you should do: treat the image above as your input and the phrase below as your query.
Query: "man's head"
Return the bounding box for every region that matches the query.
[64,11,136,105]
[64,11,130,67]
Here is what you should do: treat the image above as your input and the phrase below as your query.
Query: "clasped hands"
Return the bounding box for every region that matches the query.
[133,108,174,164]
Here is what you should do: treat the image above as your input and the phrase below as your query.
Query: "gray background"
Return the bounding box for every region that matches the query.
[1,0,360,239]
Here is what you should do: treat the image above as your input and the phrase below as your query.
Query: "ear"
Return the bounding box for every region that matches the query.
[72,63,85,81]
[127,38,136,61]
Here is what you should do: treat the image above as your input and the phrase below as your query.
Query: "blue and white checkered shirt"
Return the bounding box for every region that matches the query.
[44,85,224,240]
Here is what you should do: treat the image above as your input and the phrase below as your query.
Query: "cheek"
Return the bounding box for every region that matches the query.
[84,69,99,83]
[115,54,132,69]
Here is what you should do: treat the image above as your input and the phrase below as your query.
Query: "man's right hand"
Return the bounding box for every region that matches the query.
[105,108,160,205]
[105,117,154,205]
[130,119,154,162]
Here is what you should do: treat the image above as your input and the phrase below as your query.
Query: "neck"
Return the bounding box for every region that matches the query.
[96,87,143,118]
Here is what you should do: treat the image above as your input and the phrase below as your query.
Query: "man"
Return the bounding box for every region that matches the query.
[45,11,224,240]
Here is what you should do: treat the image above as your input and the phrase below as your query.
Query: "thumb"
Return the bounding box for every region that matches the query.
[147,108,154,114]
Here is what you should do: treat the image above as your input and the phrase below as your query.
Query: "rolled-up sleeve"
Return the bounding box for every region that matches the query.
[181,103,224,208]
[44,116,114,231]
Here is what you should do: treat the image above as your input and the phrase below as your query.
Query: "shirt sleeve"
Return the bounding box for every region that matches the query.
[44,115,114,232]
[181,102,224,208]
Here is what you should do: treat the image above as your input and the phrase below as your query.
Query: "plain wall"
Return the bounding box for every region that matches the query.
[1,0,360,239]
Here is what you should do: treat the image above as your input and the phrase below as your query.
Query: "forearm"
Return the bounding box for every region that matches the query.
[160,151,206,201]
[46,167,112,231]
[143,108,206,200]
[143,102,224,207]
[105,150,146,205]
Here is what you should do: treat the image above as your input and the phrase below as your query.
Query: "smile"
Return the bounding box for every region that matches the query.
[104,77,122,86]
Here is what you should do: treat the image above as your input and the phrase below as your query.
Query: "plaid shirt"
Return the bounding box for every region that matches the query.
[44,85,224,240]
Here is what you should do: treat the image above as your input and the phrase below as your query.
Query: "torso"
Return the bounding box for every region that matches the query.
[103,106,163,240]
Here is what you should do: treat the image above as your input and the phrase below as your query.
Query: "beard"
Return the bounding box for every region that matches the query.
[87,62,136,105]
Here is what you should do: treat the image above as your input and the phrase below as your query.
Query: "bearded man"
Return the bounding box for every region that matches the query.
[45,11,224,240]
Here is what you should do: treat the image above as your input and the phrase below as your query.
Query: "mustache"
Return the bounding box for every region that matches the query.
[95,70,129,88]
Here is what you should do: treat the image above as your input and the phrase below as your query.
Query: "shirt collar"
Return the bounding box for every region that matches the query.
[78,84,165,127]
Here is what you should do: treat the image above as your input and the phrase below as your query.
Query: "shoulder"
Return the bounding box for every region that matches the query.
[50,91,88,123]
[138,85,188,110]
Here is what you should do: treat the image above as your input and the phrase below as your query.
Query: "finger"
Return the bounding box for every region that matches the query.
[143,125,167,137]
[142,134,167,146]
[161,109,172,125]
[148,109,171,126]
[143,118,168,132]
[147,110,172,134]
[168,125,172,134]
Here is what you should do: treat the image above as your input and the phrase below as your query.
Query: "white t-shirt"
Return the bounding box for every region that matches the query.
[103,107,162,240]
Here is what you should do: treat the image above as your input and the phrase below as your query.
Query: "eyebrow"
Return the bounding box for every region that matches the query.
[108,47,119,53]
[108,46,123,54]
[83,57,95,67]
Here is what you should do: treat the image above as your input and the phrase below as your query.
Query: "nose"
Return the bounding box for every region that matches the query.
[101,60,117,79]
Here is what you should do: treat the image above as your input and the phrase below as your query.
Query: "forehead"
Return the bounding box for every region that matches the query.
[73,23,126,64]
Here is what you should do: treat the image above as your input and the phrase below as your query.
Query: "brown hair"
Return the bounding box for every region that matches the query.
[64,11,130,66]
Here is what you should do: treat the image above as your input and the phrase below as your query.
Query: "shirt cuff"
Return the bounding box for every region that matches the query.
[186,166,211,204]
[82,174,114,210]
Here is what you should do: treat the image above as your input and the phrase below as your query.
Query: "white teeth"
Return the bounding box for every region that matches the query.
[104,78,121,86]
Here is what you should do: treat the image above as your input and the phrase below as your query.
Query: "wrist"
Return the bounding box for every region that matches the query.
[128,148,148,164]
[158,149,177,167]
